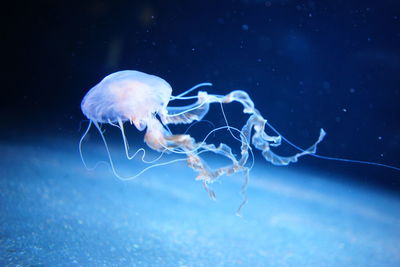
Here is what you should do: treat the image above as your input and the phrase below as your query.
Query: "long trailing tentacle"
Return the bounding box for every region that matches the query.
[265,120,400,171]
[88,115,250,184]
[115,118,167,164]
[79,120,117,171]
[79,120,92,169]
[92,120,199,181]
[154,90,326,214]
[143,115,253,214]
[170,82,213,100]
[162,90,326,167]
[106,118,168,164]
[225,90,325,167]
[161,92,211,125]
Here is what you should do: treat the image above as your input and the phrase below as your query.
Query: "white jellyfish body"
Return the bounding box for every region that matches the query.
[80,70,327,213]
[81,70,172,131]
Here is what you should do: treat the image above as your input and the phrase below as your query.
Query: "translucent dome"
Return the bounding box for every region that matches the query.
[81,70,172,131]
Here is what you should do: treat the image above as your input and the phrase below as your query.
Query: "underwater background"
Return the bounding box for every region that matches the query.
[1,0,400,266]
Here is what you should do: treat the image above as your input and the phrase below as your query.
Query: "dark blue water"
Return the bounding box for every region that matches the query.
[2,0,400,266]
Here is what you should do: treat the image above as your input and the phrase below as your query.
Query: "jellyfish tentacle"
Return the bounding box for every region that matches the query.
[155,89,325,213]
[222,90,326,165]
[92,119,192,180]
[117,118,132,158]
[144,122,219,199]
[79,120,116,171]
[79,120,92,169]
[183,119,215,135]
[186,140,250,214]
[161,92,211,125]
[117,118,148,161]
[170,82,213,100]
[264,120,400,171]
[157,125,251,157]
[92,120,123,179]
[146,116,253,215]
[107,118,166,164]
[247,114,325,165]
[165,89,324,166]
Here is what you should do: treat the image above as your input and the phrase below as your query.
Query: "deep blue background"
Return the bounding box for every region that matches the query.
[3,0,400,187]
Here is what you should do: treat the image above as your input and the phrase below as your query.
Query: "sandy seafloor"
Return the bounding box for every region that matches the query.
[1,138,400,267]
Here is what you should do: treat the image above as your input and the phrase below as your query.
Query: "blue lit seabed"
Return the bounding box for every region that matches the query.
[1,139,399,266]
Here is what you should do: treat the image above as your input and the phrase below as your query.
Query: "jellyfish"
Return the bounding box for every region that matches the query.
[80,70,327,212]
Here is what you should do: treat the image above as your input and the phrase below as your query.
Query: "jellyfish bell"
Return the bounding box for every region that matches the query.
[81,70,172,131]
